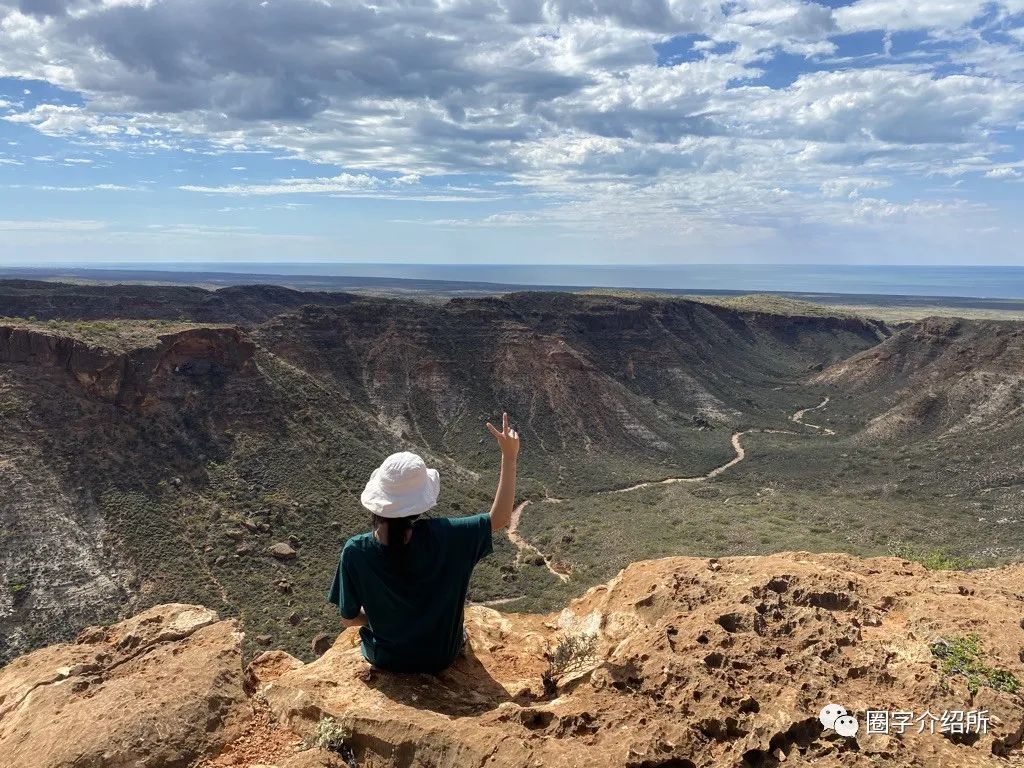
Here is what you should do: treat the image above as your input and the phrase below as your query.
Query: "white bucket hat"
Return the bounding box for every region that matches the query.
[360,451,440,519]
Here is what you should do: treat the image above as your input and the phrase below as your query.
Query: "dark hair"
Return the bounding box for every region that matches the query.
[372,514,420,569]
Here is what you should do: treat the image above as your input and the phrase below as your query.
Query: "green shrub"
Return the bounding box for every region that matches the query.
[930,634,1020,694]
[888,542,981,571]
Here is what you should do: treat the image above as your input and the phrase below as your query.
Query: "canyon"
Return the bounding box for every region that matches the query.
[1,282,1022,668]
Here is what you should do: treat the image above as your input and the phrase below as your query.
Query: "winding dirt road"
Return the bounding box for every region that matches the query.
[507,500,570,582]
[501,397,837,583]
[791,396,836,435]
[607,430,752,494]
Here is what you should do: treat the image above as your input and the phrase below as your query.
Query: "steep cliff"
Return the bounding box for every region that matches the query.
[0,321,259,663]
[0,322,255,406]
[252,293,887,473]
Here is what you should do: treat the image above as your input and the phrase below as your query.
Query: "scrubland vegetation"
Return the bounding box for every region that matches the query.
[2,284,1022,663]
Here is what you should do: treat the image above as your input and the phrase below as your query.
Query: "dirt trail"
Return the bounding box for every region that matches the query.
[603,428,810,494]
[507,500,571,582]
[502,397,836,583]
[475,596,524,607]
[790,396,836,435]
[605,397,836,494]
[608,430,749,494]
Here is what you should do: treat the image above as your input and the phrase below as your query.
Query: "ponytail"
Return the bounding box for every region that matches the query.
[372,514,420,571]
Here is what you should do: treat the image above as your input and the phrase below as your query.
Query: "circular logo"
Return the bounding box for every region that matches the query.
[834,714,860,738]
[819,703,848,730]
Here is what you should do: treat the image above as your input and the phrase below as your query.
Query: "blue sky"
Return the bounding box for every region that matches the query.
[0,0,1022,266]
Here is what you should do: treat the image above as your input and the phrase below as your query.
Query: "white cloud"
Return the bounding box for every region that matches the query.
[411,212,543,227]
[180,173,387,196]
[0,219,106,230]
[835,0,990,34]
[719,68,1024,145]
[0,0,1021,255]
[820,177,892,199]
[985,166,1024,179]
[953,37,1024,80]
[5,104,93,134]
[843,197,974,224]
[25,183,141,191]
[180,172,504,200]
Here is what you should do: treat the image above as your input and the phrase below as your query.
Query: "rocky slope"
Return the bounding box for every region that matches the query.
[815,317,1024,440]
[0,321,255,406]
[3,553,1024,768]
[252,293,886,470]
[0,321,263,661]
[0,603,250,768]
[0,290,891,664]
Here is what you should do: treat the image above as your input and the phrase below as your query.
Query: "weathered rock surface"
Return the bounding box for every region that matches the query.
[262,553,1024,767]
[6,554,1024,768]
[246,650,305,691]
[0,604,249,768]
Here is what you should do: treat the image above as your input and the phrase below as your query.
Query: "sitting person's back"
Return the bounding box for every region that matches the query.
[328,413,520,675]
[331,513,492,673]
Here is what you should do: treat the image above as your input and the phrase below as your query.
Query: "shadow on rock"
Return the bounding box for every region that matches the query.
[357,639,514,717]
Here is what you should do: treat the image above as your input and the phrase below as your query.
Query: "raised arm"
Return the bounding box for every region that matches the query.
[485,412,520,532]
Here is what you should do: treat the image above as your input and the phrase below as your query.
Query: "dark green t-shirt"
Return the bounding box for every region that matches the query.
[327,513,493,674]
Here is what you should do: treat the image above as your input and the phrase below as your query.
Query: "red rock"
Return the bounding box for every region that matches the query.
[0,604,248,768]
[263,553,1024,767]
[268,543,297,560]
[8,555,1024,768]
[246,650,305,691]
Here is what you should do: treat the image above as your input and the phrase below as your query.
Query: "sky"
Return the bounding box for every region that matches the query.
[0,0,1022,266]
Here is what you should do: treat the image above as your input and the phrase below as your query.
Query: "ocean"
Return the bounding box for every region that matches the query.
[85,263,1024,300]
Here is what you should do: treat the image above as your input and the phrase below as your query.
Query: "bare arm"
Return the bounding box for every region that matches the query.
[341,610,369,629]
[486,412,520,532]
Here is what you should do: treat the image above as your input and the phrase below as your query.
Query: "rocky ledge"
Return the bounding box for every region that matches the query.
[0,324,255,406]
[3,553,1024,768]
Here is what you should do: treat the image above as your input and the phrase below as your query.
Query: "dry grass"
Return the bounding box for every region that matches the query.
[581,289,854,319]
[582,290,1024,323]
[828,304,1024,323]
[0,316,230,352]
[687,293,859,319]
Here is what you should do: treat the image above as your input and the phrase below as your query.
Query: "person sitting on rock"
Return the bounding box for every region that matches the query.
[328,413,520,674]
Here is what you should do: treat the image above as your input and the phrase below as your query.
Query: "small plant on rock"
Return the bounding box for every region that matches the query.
[313,716,357,766]
[542,632,598,694]
[930,634,1020,695]
[888,541,981,571]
